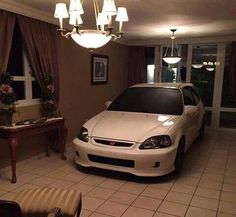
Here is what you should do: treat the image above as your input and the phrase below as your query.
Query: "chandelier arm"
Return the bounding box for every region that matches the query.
[164,42,171,57]
[60,30,73,39]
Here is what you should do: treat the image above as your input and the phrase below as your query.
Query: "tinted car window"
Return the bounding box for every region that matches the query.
[182,87,197,106]
[108,87,183,115]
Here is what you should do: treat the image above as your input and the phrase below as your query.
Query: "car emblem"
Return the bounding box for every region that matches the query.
[109,141,116,146]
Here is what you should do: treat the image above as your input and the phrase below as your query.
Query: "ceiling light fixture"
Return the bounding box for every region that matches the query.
[163,29,181,64]
[192,64,203,69]
[54,0,128,49]
[203,61,220,71]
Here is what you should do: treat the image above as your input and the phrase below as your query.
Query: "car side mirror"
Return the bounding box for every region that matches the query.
[105,101,112,108]
[185,105,198,116]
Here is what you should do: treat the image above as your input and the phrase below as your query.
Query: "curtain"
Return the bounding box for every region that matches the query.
[228,42,236,102]
[17,15,59,102]
[128,46,147,86]
[0,10,16,74]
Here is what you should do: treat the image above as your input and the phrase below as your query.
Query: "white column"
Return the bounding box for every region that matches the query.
[211,44,226,130]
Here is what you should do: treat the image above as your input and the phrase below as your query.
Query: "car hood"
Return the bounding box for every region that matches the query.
[87,111,180,142]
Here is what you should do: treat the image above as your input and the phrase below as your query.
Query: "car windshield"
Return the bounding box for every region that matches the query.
[108,87,183,115]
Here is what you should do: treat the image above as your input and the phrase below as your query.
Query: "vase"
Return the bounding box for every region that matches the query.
[0,113,13,126]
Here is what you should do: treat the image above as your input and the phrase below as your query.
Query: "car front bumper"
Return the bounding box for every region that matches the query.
[72,138,178,177]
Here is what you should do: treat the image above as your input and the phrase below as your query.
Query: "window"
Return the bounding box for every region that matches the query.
[6,21,41,107]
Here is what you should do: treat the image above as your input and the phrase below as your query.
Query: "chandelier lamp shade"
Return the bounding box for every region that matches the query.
[54,0,128,49]
[163,29,181,64]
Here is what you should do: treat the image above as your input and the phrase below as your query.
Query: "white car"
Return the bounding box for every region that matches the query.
[73,83,205,177]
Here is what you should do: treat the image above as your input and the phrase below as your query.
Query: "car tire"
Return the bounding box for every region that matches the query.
[174,138,185,174]
[199,119,205,138]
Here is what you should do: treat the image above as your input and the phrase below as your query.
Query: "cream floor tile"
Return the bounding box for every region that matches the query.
[109,191,137,205]
[0,181,25,191]
[87,187,116,200]
[201,173,224,182]
[57,164,77,172]
[48,179,75,189]
[69,183,95,195]
[0,192,17,201]
[198,179,222,191]
[191,196,219,211]
[121,206,154,217]
[195,187,221,200]
[28,167,55,176]
[99,178,126,190]
[171,184,196,195]
[219,201,236,215]
[60,171,88,182]
[185,206,217,217]
[80,175,106,186]
[0,189,7,196]
[224,176,236,185]
[165,191,192,205]
[82,196,105,211]
[204,167,225,176]
[46,169,71,179]
[30,177,57,186]
[11,183,39,193]
[148,181,174,190]
[153,212,177,217]
[80,209,93,217]
[132,196,162,211]
[96,201,129,217]
[141,186,168,200]
[16,172,40,183]
[217,212,236,217]
[221,192,236,204]
[222,184,236,193]
[119,182,147,195]
[175,176,199,186]
[90,213,113,217]
[158,201,188,217]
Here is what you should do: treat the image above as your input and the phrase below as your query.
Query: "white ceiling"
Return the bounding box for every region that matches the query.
[1,0,236,44]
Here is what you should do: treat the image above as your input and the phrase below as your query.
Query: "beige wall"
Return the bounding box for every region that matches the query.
[57,36,130,141]
[0,36,130,169]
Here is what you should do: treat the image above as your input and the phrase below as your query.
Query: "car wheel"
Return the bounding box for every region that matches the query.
[174,138,185,174]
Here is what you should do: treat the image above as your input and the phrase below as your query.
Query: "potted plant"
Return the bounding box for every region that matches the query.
[0,73,17,126]
[41,74,58,118]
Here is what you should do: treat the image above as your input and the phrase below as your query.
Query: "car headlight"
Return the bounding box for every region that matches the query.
[77,127,89,142]
[139,135,171,149]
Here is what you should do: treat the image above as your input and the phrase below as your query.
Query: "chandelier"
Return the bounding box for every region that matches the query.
[54,0,128,49]
[203,61,220,71]
[163,29,181,64]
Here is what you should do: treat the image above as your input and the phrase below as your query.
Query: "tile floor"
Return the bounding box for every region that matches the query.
[0,131,236,217]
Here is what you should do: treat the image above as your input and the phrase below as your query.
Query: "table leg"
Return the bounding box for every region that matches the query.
[8,138,18,183]
[59,125,67,160]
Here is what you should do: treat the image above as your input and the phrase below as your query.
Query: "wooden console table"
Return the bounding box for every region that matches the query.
[0,118,67,183]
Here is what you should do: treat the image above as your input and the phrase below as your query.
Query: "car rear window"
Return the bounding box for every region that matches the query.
[108,87,183,115]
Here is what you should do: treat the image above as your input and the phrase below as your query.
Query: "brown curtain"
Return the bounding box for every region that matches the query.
[228,42,236,102]
[0,10,16,74]
[128,46,147,86]
[17,15,59,102]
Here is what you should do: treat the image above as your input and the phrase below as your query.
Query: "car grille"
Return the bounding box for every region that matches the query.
[88,154,135,168]
[94,139,133,147]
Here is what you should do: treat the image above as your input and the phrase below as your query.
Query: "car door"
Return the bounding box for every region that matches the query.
[182,87,200,147]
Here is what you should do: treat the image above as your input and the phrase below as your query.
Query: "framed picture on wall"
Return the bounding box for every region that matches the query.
[91,54,109,85]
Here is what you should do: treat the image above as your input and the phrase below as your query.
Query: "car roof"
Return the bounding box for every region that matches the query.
[131,82,193,89]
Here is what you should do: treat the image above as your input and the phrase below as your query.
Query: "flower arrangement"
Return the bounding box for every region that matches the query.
[41,74,58,117]
[0,73,17,125]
